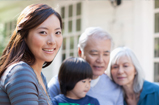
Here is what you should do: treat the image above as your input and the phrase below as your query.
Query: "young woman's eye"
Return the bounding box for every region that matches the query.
[39,31,47,35]
[89,81,91,83]
[55,31,61,35]
[82,80,86,83]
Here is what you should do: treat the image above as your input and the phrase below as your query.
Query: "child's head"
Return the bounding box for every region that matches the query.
[58,57,93,98]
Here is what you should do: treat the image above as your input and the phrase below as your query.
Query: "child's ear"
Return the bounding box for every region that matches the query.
[78,48,82,57]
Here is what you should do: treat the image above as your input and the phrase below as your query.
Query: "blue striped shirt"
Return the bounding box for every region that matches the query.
[0,61,52,105]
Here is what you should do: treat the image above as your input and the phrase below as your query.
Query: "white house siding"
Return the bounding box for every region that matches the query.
[79,0,154,82]
[132,0,154,82]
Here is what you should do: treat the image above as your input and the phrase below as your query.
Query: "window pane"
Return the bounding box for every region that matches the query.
[78,35,80,43]
[62,53,66,61]
[155,0,159,8]
[62,22,64,33]
[70,52,74,57]
[63,38,66,50]
[68,21,72,33]
[76,19,81,31]
[69,5,73,17]
[76,3,81,15]
[61,7,65,19]
[155,13,159,33]
[70,37,74,49]
[154,38,159,57]
[154,63,159,82]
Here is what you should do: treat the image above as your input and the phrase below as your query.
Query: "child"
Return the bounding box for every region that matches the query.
[52,57,100,105]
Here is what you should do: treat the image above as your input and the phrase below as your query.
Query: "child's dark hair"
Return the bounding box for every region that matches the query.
[58,57,93,95]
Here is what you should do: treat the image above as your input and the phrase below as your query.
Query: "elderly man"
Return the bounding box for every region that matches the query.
[48,27,123,105]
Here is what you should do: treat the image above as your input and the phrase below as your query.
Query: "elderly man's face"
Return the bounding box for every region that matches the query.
[79,36,111,79]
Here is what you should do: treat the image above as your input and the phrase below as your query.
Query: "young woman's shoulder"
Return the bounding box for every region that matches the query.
[1,61,37,86]
[0,61,39,105]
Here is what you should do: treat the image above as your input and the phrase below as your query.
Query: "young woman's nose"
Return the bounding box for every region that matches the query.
[47,34,56,45]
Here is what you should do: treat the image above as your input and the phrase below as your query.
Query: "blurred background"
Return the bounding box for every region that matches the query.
[0,0,159,83]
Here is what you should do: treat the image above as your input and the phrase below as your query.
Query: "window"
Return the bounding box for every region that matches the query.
[0,20,16,55]
[61,2,82,61]
[76,19,81,31]
[69,5,73,17]
[62,22,64,33]
[154,63,159,82]
[155,13,159,33]
[155,0,159,9]
[4,20,16,37]
[70,52,74,56]
[62,53,66,61]
[62,38,66,50]
[61,7,65,19]
[154,2,159,82]
[70,36,74,49]
[68,21,72,33]
[76,3,81,16]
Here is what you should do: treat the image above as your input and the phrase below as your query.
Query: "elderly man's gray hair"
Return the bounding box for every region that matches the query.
[78,27,113,54]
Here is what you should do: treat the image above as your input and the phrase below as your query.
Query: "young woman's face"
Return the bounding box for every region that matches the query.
[25,14,63,64]
[111,56,136,87]
[67,78,91,99]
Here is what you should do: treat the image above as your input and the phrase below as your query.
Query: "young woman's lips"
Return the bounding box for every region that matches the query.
[43,48,56,54]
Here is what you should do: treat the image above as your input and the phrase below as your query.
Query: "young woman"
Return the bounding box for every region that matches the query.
[107,47,159,105]
[52,57,100,105]
[0,4,63,105]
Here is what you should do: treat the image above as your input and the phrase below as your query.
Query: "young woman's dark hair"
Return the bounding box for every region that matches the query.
[58,57,93,95]
[0,4,62,77]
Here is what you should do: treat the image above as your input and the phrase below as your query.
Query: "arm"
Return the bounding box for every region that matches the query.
[5,64,39,105]
[48,75,61,99]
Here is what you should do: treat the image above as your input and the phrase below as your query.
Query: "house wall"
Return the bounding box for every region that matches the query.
[81,0,154,81]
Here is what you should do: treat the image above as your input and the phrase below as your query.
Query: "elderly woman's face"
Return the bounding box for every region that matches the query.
[111,56,136,87]
[25,14,63,64]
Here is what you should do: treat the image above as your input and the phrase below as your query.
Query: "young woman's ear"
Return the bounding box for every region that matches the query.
[78,48,82,57]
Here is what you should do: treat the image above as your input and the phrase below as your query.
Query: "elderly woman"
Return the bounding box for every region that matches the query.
[107,47,159,105]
